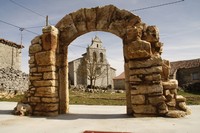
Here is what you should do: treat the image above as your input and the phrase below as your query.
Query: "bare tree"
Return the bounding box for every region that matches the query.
[83,58,107,88]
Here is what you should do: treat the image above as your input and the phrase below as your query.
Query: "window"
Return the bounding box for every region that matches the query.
[192,72,200,80]
[100,53,103,62]
[93,52,97,62]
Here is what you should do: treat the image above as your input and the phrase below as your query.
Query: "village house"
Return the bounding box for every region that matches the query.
[170,58,200,87]
[0,38,23,70]
[114,58,200,90]
[68,36,116,88]
[113,72,125,90]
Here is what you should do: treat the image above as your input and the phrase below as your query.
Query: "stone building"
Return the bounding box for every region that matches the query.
[170,58,200,87]
[68,36,116,88]
[0,38,23,70]
[0,38,28,92]
[113,72,125,90]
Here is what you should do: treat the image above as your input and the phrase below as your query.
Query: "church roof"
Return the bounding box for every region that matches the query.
[0,38,24,49]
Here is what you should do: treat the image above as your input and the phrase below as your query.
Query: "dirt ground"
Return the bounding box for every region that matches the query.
[0,102,200,133]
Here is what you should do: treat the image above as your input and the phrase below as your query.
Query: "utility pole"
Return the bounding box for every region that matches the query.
[46,15,49,26]
[107,64,109,87]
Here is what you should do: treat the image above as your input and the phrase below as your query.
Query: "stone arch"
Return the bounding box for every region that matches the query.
[25,5,190,117]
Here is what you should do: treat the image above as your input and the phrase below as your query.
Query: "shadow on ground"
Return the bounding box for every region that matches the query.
[47,113,130,120]
[0,110,13,115]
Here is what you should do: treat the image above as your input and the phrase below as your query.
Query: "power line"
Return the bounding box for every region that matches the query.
[70,44,87,49]
[0,19,39,35]
[9,0,46,18]
[131,0,184,12]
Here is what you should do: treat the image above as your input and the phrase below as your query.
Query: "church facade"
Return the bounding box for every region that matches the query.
[68,36,116,88]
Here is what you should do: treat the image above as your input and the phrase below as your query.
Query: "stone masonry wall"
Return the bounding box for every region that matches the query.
[25,26,59,116]
[0,43,21,70]
[0,67,28,92]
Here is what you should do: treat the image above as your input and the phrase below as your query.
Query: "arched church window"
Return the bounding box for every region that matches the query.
[93,52,97,62]
[100,53,103,62]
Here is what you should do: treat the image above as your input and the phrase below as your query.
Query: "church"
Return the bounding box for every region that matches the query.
[68,36,116,88]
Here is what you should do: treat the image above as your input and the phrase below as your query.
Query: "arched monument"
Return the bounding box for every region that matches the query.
[17,5,190,118]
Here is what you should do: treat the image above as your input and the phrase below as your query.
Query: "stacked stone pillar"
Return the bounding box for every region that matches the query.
[27,26,59,116]
[124,39,166,117]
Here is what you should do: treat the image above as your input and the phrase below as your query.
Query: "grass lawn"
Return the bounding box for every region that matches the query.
[177,90,200,105]
[69,90,126,105]
[1,90,200,105]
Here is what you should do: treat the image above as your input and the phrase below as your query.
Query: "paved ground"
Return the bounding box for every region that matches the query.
[0,102,200,133]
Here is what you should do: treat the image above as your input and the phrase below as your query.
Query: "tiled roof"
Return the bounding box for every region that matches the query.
[113,72,125,80]
[170,58,200,75]
[0,38,24,49]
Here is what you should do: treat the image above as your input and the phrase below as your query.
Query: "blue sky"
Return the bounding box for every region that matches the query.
[0,0,200,75]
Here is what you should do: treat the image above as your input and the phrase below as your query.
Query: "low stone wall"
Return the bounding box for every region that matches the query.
[0,67,28,92]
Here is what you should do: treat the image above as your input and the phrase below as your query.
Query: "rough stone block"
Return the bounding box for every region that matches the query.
[124,40,152,60]
[130,66,162,75]
[30,96,41,103]
[129,75,142,82]
[38,66,56,72]
[166,110,186,118]
[29,75,42,81]
[32,80,58,87]
[13,103,32,116]
[35,51,56,66]
[162,79,178,90]
[42,25,59,34]
[132,105,157,114]
[85,8,96,30]
[144,74,161,81]
[41,97,59,103]
[142,25,159,43]
[29,44,42,54]
[165,94,174,101]
[131,95,145,104]
[176,95,186,102]
[126,23,144,42]
[96,5,116,30]
[164,89,171,96]
[178,102,187,111]
[31,35,41,45]
[29,56,35,64]
[42,33,57,51]
[43,72,57,80]
[170,89,177,95]
[148,95,166,106]
[29,64,35,68]
[35,103,58,112]
[131,84,163,95]
[70,8,87,33]
[30,67,37,73]
[166,99,176,107]
[128,56,162,69]
[161,59,170,81]
[109,8,140,38]
[35,87,58,97]
[158,102,168,110]
[57,15,78,44]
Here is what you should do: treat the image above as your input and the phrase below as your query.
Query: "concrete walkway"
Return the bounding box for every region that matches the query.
[0,102,200,133]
